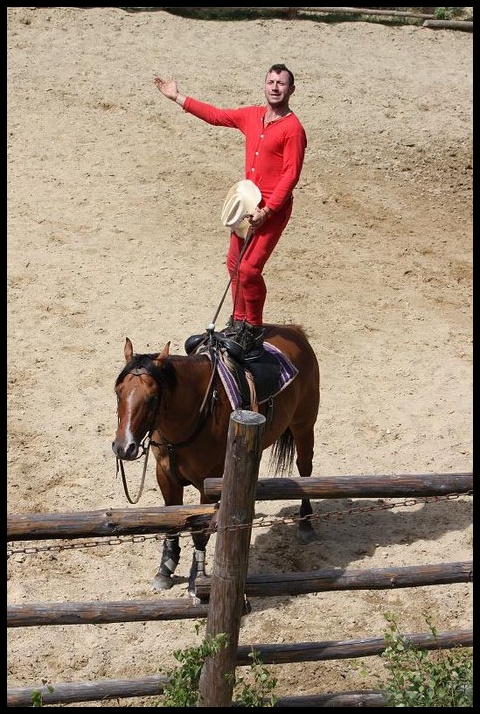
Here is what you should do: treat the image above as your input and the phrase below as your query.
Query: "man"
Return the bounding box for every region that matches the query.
[154,64,306,357]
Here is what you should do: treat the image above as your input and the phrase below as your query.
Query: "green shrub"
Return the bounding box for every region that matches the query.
[158,627,227,707]
[434,7,465,19]
[157,625,277,707]
[368,612,473,707]
[30,685,55,707]
[230,649,278,707]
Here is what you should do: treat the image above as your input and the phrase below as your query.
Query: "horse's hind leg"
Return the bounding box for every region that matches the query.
[293,425,316,544]
[152,534,181,591]
[187,504,219,597]
[188,528,210,597]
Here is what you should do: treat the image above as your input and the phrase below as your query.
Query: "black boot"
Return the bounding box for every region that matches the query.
[236,322,265,359]
[221,316,244,337]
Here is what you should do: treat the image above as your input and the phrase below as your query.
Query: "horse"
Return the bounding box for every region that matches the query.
[112,324,320,594]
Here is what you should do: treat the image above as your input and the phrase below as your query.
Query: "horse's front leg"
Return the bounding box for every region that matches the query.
[152,458,183,591]
[152,534,181,591]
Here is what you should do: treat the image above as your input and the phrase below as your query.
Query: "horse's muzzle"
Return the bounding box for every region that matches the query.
[111,438,140,461]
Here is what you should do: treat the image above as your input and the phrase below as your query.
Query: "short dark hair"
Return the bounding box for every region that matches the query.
[267,63,294,86]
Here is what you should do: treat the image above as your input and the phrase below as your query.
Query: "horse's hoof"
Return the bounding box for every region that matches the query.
[152,572,174,591]
[298,524,317,544]
[188,579,200,599]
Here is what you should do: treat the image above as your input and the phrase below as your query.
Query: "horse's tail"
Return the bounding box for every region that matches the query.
[269,428,295,476]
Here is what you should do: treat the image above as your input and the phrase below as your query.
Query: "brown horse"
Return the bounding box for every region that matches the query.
[112,324,320,594]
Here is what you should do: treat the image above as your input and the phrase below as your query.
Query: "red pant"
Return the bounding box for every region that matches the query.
[226,198,293,326]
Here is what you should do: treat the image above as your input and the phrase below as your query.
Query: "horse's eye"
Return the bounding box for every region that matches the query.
[147,395,158,410]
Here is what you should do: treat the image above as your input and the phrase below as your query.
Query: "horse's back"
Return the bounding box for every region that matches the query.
[263,323,319,373]
[262,323,320,412]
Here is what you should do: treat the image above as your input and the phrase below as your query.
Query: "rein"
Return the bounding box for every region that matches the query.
[116,432,151,505]
[117,352,219,502]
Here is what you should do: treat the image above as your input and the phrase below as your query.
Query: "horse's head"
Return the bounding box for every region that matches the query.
[112,337,170,461]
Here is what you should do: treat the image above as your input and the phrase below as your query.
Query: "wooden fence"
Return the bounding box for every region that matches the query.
[154,7,473,31]
[7,411,473,706]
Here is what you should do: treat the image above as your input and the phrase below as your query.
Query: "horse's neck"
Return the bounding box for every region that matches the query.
[160,357,213,429]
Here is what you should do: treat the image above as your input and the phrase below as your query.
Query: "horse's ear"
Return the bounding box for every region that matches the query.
[156,342,170,361]
[124,337,133,363]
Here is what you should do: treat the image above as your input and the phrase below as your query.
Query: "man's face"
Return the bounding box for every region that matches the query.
[264,71,295,106]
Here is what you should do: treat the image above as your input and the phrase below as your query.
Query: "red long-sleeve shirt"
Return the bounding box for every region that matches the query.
[183,97,307,213]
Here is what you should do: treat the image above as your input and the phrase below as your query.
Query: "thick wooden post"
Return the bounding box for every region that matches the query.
[198,410,265,707]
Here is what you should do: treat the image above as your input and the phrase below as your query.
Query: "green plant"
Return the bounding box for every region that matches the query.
[31,690,44,707]
[370,612,473,707]
[158,626,228,707]
[30,685,55,707]
[230,649,278,707]
[156,625,278,707]
[434,7,465,20]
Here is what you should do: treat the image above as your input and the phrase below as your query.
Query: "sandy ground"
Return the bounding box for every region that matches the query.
[7,7,472,706]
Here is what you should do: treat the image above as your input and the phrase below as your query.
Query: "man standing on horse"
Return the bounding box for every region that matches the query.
[154,64,307,358]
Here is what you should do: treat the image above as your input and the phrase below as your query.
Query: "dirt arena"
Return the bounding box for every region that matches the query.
[7,7,472,705]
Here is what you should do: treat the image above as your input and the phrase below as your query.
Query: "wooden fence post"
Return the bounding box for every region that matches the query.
[198,409,265,707]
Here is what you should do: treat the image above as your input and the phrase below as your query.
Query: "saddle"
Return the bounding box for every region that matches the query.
[185,330,298,411]
[185,331,244,362]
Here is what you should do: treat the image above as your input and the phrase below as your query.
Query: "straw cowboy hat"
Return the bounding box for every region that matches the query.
[221,179,262,239]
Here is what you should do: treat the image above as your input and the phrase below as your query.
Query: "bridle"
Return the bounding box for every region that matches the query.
[116,353,219,504]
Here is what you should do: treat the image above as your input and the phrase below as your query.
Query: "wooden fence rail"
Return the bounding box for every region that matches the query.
[7,504,216,541]
[204,471,473,500]
[7,561,473,627]
[168,8,438,20]
[7,472,472,542]
[7,561,472,627]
